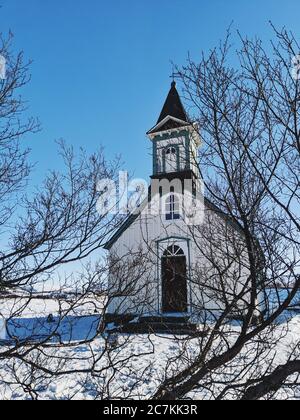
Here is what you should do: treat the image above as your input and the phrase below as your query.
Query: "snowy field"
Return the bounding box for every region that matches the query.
[0,316,300,400]
[0,294,105,342]
[0,294,105,319]
[0,293,300,399]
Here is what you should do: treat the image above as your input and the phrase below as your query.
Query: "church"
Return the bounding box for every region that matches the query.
[104,82,257,330]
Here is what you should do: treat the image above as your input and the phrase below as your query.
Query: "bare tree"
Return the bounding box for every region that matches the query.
[147,25,300,401]
[3,24,300,401]
[0,32,158,400]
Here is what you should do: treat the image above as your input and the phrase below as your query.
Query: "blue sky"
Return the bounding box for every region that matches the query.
[1,0,300,183]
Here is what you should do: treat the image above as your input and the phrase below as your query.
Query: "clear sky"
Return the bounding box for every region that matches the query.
[1,0,300,183]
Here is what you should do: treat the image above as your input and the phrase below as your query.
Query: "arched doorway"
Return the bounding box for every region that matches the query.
[161,245,188,313]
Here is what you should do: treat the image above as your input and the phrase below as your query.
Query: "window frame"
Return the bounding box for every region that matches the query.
[165,189,181,221]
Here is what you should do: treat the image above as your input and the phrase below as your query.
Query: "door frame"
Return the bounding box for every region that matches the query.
[161,252,188,313]
[156,237,192,315]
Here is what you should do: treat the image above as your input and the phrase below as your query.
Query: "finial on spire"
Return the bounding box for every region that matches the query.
[169,70,180,87]
[170,69,176,83]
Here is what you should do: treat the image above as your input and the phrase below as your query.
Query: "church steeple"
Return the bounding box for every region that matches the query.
[147,81,201,180]
[156,82,188,125]
[147,82,190,135]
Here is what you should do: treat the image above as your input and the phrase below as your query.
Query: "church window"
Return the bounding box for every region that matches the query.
[165,147,178,172]
[157,155,162,173]
[165,188,180,220]
[163,245,185,257]
[166,147,177,155]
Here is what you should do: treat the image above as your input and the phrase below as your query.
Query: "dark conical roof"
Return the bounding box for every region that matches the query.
[157,82,188,124]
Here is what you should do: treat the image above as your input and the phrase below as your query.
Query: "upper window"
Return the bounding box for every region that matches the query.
[156,155,162,173]
[165,147,178,173]
[166,147,177,155]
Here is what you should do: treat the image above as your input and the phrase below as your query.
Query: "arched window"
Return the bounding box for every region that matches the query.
[156,155,162,173]
[165,147,177,173]
[165,188,180,221]
[166,147,177,155]
[163,245,185,257]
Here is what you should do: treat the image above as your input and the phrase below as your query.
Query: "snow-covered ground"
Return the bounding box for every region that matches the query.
[0,315,299,399]
[0,316,300,400]
[0,295,300,400]
[0,294,105,319]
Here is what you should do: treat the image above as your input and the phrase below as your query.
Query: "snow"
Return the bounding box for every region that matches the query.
[1,296,300,399]
[6,315,101,343]
[1,317,300,400]
[266,288,300,312]
[0,317,298,399]
[0,294,105,319]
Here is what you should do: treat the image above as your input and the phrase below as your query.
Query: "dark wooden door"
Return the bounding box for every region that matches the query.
[161,256,188,313]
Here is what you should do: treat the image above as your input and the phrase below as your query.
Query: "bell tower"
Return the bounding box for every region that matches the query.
[146,82,202,222]
[147,81,201,184]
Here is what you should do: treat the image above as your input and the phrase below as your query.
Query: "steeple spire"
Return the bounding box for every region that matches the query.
[156,82,188,124]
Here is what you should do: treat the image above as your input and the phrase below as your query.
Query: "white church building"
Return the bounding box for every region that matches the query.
[104,82,259,327]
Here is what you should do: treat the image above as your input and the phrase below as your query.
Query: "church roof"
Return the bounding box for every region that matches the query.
[157,82,188,124]
[147,82,190,135]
